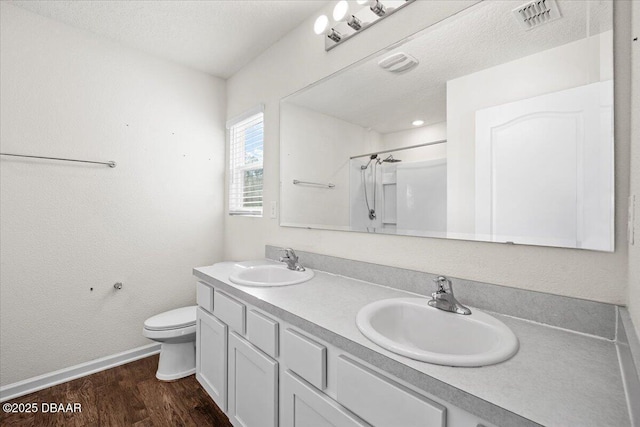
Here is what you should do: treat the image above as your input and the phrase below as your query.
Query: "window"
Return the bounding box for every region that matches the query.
[228,106,264,216]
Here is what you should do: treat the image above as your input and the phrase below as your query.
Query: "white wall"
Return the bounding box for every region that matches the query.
[0,3,226,386]
[381,122,447,151]
[628,2,640,338]
[225,0,633,306]
[447,31,613,234]
[280,103,380,227]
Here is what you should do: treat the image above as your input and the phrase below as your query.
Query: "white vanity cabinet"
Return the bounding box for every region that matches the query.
[195,280,494,427]
[228,332,278,427]
[196,283,279,427]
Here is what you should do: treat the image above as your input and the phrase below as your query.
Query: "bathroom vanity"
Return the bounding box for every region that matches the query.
[194,263,488,427]
[193,253,633,427]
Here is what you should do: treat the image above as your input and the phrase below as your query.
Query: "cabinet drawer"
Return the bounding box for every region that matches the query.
[281,370,369,427]
[196,282,214,313]
[336,356,446,427]
[247,310,279,358]
[213,290,245,334]
[282,328,326,390]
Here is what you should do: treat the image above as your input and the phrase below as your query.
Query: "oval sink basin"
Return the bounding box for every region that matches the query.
[356,298,518,367]
[229,264,314,287]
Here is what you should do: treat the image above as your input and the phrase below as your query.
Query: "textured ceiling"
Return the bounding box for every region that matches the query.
[286,0,613,134]
[8,0,328,78]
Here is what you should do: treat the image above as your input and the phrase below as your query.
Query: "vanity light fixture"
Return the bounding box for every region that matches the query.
[315,0,416,51]
[334,1,363,31]
[412,120,425,126]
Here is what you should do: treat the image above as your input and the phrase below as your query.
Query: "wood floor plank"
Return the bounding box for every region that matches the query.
[1,355,232,427]
[131,418,155,427]
[96,380,151,426]
[136,378,193,427]
[72,378,99,426]
[168,377,228,426]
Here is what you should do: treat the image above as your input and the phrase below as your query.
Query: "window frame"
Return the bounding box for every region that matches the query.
[227,105,265,217]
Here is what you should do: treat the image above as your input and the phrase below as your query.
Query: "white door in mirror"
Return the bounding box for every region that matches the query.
[229,264,314,287]
[356,298,518,367]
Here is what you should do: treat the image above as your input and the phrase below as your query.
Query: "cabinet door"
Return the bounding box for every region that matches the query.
[196,307,228,412]
[282,370,370,427]
[228,332,278,427]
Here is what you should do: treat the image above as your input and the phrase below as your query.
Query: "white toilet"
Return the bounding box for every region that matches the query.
[143,306,197,381]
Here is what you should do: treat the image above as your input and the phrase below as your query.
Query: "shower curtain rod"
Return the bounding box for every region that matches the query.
[350,139,447,160]
[0,153,117,168]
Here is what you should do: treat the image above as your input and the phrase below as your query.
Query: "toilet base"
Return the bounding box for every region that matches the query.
[156,341,196,381]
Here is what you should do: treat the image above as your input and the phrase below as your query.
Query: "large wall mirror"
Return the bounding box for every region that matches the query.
[280,0,614,251]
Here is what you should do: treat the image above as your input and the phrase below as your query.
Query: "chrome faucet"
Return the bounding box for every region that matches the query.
[279,248,306,271]
[428,276,471,315]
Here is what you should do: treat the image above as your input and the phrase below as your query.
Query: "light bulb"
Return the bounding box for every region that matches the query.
[314,15,329,35]
[313,15,342,43]
[314,15,342,42]
[412,120,425,126]
[333,1,349,21]
[333,0,363,30]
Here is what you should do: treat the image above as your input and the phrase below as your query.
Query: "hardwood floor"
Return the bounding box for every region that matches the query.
[0,355,232,427]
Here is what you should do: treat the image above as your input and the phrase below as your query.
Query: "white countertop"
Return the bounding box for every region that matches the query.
[194,260,630,427]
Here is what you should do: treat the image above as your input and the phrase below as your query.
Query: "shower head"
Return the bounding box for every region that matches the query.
[360,154,379,170]
[382,155,401,163]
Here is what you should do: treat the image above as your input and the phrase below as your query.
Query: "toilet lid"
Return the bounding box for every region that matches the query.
[144,306,197,331]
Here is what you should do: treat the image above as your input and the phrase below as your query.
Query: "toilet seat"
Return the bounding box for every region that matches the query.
[143,323,196,340]
[144,306,197,331]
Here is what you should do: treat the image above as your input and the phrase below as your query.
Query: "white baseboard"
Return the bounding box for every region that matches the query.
[0,343,161,402]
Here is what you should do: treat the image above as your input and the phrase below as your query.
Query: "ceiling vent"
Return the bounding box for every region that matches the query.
[378,52,419,73]
[512,0,562,30]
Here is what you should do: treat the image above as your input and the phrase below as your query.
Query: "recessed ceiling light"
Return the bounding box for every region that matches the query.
[412,120,424,126]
